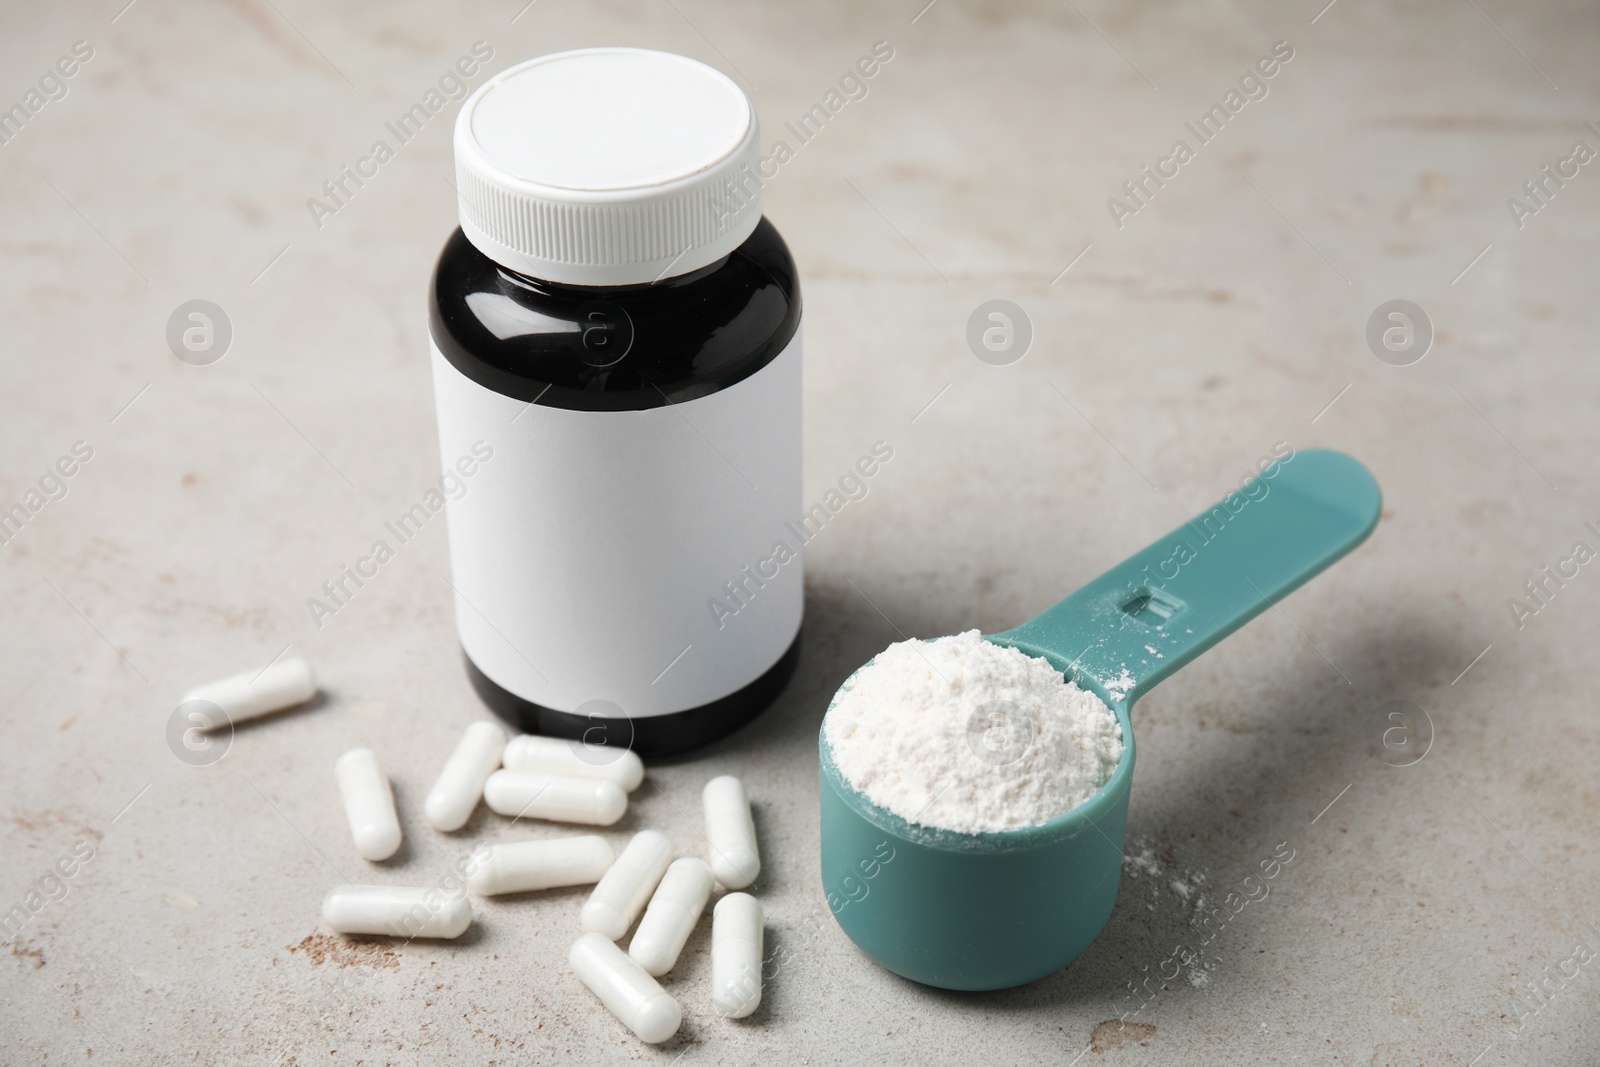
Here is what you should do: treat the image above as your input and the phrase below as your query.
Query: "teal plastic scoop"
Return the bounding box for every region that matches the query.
[819,448,1380,990]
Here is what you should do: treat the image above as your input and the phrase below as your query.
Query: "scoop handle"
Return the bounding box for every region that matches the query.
[991,448,1380,708]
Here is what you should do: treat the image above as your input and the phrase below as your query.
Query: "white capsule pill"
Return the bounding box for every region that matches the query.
[335,748,401,861]
[179,655,316,725]
[321,884,472,939]
[570,931,681,1043]
[712,892,763,1018]
[582,829,672,940]
[703,775,760,889]
[483,770,627,826]
[628,857,713,976]
[467,836,615,896]
[503,734,645,792]
[424,721,506,831]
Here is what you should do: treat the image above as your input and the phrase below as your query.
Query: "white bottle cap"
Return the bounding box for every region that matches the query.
[453,48,763,287]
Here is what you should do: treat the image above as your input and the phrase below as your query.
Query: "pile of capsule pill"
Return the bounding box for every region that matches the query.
[181,657,766,1044]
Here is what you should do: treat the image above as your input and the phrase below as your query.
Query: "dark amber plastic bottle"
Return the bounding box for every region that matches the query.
[431,49,802,755]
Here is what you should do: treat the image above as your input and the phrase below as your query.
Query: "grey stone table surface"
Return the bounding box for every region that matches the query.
[3,0,1597,1063]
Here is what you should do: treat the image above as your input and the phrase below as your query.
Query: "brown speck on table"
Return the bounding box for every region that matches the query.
[1091,1019,1156,1053]
[288,933,401,969]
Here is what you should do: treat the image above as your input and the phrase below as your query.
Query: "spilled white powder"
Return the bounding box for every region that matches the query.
[823,630,1124,834]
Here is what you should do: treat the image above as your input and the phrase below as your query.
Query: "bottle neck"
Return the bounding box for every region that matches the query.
[487,253,733,298]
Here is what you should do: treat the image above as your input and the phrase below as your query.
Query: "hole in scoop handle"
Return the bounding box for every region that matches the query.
[992,449,1381,707]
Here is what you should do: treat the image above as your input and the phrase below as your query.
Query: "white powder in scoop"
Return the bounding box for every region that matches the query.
[823,630,1124,834]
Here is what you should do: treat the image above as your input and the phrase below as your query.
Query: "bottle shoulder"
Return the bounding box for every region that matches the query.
[429,218,800,411]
